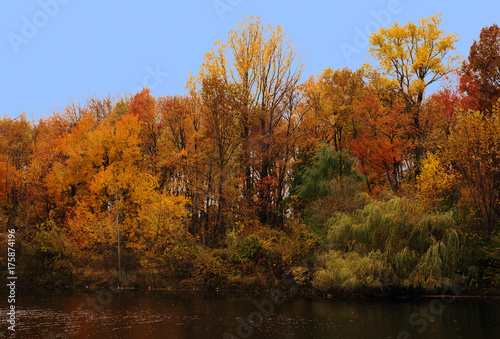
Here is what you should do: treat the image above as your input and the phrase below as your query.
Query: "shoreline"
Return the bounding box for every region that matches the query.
[8,284,500,301]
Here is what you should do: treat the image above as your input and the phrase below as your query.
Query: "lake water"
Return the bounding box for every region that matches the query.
[1,291,499,338]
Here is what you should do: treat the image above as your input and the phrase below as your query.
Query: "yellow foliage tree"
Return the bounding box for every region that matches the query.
[369,14,460,110]
[51,112,159,262]
[189,15,303,226]
[447,110,500,237]
[369,13,460,174]
[417,152,456,210]
[133,193,190,267]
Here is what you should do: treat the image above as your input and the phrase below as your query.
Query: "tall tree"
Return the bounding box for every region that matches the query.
[157,95,205,237]
[300,68,365,152]
[0,114,34,228]
[190,15,303,225]
[447,110,500,238]
[369,14,460,175]
[200,76,241,244]
[460,24,500,113]
[349,71,407,193]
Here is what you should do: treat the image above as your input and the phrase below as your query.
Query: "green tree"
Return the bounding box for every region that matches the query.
[295,146,364,229]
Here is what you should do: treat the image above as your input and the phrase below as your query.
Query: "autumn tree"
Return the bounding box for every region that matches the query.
[0,114,34,229]
[49,109,160,267]
[447,110,500,238]
[298,66,408,193]
[128,88,160,170]
[416,152,457,211]
[190,15,303,226]
[156,95,206,238]
[460,24,500,113]
[133,193,191,268]
[23,114,71,229]
[199,76,242,244]
[157,95,197,192]
[348,69,407,193]
[369,13,460,175]
[300,68,365,152]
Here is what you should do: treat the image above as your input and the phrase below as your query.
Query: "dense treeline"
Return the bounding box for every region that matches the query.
[1,15,499,294]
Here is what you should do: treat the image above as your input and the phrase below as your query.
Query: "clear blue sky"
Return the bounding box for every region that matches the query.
[1,0,498,122]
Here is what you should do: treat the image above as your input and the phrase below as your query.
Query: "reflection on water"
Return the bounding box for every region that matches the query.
[1,292,499,338]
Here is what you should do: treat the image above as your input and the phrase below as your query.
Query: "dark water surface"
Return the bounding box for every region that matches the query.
[1,291,499,338]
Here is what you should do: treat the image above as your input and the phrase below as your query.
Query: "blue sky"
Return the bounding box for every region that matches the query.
[1,0,499,122]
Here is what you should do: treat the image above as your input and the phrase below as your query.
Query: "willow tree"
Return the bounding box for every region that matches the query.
[189,15,303,226]
[369,14,460,176]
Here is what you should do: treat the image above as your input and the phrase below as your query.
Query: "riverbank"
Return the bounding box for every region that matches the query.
[10,270,500,301]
